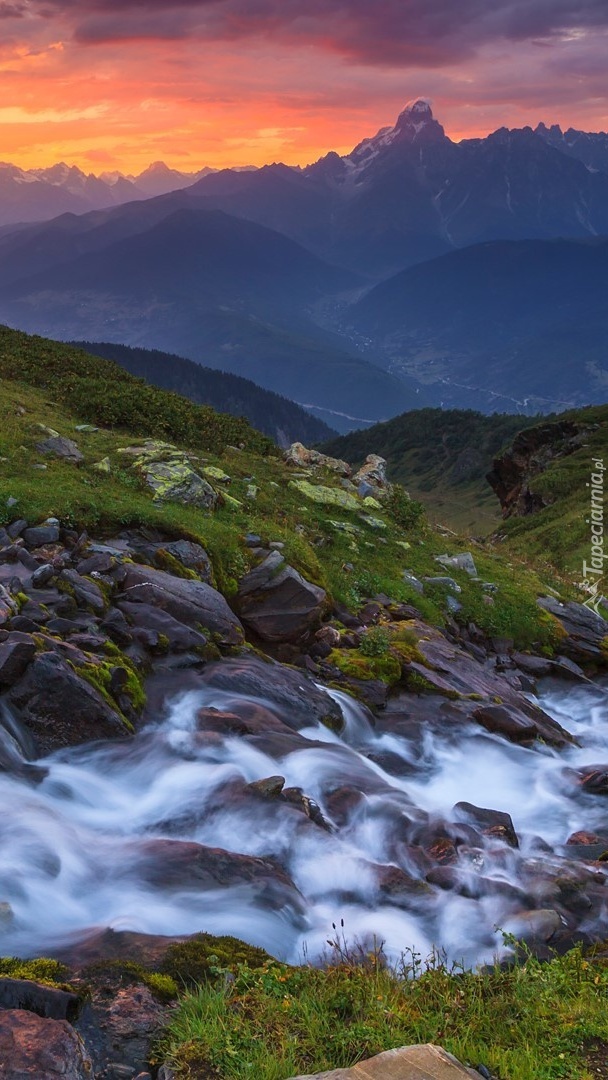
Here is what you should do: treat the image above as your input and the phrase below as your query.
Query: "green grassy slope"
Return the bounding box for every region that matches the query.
[321,408,540,534]
[0,325,572,651]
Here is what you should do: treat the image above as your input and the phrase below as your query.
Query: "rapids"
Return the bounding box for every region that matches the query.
[1,677,608,967]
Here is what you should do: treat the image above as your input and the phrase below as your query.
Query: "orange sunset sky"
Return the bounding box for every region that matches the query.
[1,0,607,174]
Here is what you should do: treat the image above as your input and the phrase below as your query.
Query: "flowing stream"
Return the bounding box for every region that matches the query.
[1,677,608,967]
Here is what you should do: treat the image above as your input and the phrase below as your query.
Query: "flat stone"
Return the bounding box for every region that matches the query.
[23,525,60,547]
[285,1043,479,1079]
[35,435,83,463]
[436,552,478,576]
[289,479,360,512]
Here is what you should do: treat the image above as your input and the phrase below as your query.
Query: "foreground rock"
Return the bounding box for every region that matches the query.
[236,551,327,642]
[8,652,128,754]
[118,563,243,645]
[0,1010,92,1079]
[286,1043,479,1079]
[199,654,343,731]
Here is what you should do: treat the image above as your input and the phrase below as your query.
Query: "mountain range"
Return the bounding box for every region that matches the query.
[1,100,607,428]
[0,159,257,227]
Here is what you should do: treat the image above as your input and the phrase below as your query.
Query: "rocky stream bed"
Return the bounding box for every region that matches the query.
[1,514,608,1077]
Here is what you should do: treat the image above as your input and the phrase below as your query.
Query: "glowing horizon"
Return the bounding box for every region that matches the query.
[0,1,606,175]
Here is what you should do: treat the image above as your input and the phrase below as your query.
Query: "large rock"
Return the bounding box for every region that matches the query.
[284,443,351,477]
[118,564,243,645]
[0,637,36,686]
[118,601,207,652]
[127,441,218,509]
[352,454,390,492]
[35,436,83,464]
[8,651,128,754]
[236,551,327,642]
[399,620,573,748]
[538,596,608,663]
[131,838,304,915]
[289,480,360,512]
[0,1010,92,1079]
[199,655,343,732]
[286,1044,479,1079]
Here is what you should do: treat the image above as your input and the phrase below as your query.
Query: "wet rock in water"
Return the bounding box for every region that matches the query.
[236,551,327,642]
[285,1043,479,1079]
[568,764,608,795]
[35,435,84,464]
[201,655,343,732]
[8,651,128,754]
[0,1009,92,1079]
[503,908,563,944]
[118,564,243,645]
[471,704,537,743]
[453,802,519,848]
[282,787,332,830]
[131,838,304,913]
[399,619,574,748]
[247,775,286,798]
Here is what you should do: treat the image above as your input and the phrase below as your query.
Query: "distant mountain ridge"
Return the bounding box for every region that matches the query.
[351,236,608,413]
[0,198,425,432]
[0,158,258,227]
[188,100,608,277]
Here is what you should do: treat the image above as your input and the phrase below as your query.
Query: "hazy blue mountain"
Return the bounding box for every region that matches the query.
[73,340,336,446]
[350,236,608,413]
[0,201,422,431]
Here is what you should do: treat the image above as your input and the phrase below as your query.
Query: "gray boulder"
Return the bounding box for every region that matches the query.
[35,436,83,464]
[118,565,243,645]
[236,551,327,642]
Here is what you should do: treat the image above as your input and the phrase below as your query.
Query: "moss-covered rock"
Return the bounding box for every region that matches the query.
[160,933,274,988]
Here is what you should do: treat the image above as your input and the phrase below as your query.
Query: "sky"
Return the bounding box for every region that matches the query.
[1,0,607,174]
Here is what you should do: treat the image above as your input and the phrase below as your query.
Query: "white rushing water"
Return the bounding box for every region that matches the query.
[1,678,608,966]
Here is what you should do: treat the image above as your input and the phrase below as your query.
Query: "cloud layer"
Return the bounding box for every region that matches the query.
[0,0,606,172]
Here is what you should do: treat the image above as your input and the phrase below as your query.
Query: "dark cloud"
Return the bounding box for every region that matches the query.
[25,0,608,63]
[0,1,28,16]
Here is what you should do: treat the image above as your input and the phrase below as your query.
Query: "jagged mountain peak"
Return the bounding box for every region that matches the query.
[396,98,433,123]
